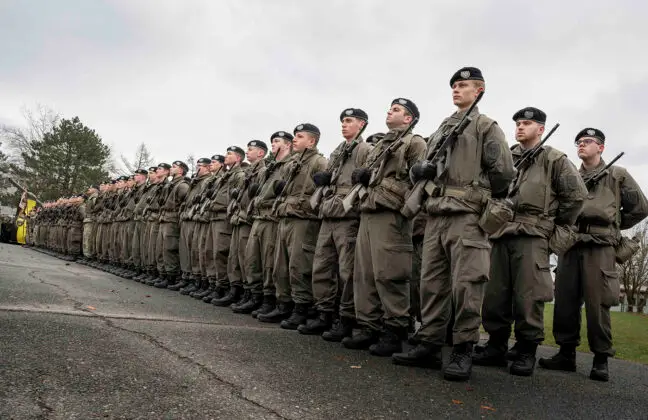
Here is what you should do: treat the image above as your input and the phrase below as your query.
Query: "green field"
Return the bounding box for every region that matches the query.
[542,304,648,365]
[482,304,648,365]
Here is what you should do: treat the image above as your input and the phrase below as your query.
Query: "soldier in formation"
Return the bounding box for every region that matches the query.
[27,66,647,384]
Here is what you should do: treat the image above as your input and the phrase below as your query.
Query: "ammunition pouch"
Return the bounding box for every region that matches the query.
[549,225,577,255]
[478,198,513,235]
[615,235,640,264]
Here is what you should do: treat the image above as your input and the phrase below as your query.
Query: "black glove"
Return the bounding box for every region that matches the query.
[351,168,371,187]
[230,188,239,199]
[274,181,286,196]
[248,183,259,199]
[410,161,435,183]
[313,171,333,187]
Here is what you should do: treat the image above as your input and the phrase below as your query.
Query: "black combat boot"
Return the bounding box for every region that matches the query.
[506,341,521,361]
[192,281,212,299]
[342,327,380,350]
[369,327,405,357]
[509,341,538,376]
[167,275,189,291]
[322,316,355,342]
[538,345,577,372]
[252,295,276,318]
[232,293,263,314]
[212,285,243,307]
[203,284,225,302]
[392,342,443,369]
[297,311,333,335]
[280,303,310,330]
[189,279,206,297]
[231,289,251,309]
[154,273,170,288]
[472,339,508,367]
[444,342,474,381]
[179,279,199,295]
[590,353,609,382]
[257,301,294,323]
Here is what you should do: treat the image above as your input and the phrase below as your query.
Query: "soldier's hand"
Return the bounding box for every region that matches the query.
[274,181,286,196]
[410,161,435,183]
[248,183,259,199]
[313,171,332,187]
[351,168,371,187]
[230,188,239,199]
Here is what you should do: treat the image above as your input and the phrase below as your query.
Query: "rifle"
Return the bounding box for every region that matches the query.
[400,92,483,219]
[7,178,43,206]
[246,153,278,216]
[227,160,265,219]
[583,152,624,189]
[507,123,560,198]
[310,125,367,210]
[272,149,308,215]
[342,117,418,214]
[198,166,224,216]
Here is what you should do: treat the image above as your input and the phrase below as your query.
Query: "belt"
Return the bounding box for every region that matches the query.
[578,224,614,234]
[434,185,489,204]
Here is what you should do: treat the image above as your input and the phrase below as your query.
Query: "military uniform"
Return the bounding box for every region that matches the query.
[82,190,99,259]
[132,174,156,278]
[540,128,648,381]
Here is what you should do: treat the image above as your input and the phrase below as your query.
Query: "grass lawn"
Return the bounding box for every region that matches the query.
[482,304,648,365]
[542,304,648,365]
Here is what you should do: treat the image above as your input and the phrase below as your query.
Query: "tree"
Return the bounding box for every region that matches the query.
[119,142,155,175]
[618,220,648,313]
[0,104,60,166]
[10,116,111,201]
[185,154,196,177]
[0,141,17,208]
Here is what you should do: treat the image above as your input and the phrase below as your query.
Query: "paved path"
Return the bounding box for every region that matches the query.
[1,244,646,419]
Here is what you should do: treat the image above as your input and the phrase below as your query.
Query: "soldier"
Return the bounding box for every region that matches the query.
[243,132,294,318]
[298,108,371,341]
[341,99,426,356]
[539,128,648,381]
[142,163,171,285]
[202,147,246,302]
[131,167,158,279]
[136,166,167,283]
[391,68,515,382]
[81,185,99,263]
[172,158,212,291]
[66,195,85,259]
[229,140,269,312]
[472,107,587,376]
[257,123,327,327]
[154,161,190,288]
[187,154,226,298]
[118,172,147,277]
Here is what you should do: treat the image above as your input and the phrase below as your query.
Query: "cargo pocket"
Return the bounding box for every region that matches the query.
[300,242,317,276]
[458,238,491,283]
[376,242,413,281]
[601,268,620,308]
[533,261,554,302]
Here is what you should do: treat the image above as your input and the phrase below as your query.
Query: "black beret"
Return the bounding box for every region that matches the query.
[172,160,189,172]
[227,146,245,157]
[575,128,605,144]
[391,98,420,122]
[512,107,546,124]
[366,132,385,144]
[248,140,268,152]
[294,123,320,136]
[340,108,369,122]
[110,179,117,184]
[134,169,148,176]
[271,131,294,142]
[450,67,484,87]
[148,166,158,172]
[117,175,129,181]
[158,163,171,170]
[197,157,211,165]
[128,175,135,180]
[211,154,225,163]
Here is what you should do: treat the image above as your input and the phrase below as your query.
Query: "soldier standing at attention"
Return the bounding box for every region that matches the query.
[298,108,371,341]
[539,128,648,381]
[472,107,586,376]
[244,132,294,318]
[342,99,426,356]
[154,161,190,288]
[392,68,514,381]
[258,124,327,327]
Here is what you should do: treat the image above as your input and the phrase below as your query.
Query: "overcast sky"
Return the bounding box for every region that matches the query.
[1,0,647,190]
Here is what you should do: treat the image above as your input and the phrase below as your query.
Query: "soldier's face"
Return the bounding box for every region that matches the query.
[225,151,240,166]
[292,132,315,152]
[246,146,264,163]
[452,80,482,109]
[341,117,364,140]
[385,104,411,129]
[515,120,544,143]
[271,138,290,155]
[576,137,605,160]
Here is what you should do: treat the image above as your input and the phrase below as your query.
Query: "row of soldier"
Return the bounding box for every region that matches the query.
[26,66,648,383]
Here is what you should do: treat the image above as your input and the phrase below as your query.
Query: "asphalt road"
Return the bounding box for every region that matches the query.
[1,244,647,419]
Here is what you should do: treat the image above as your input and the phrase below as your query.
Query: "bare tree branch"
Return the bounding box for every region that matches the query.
[0,104,60,165]
[618,220,648,312]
